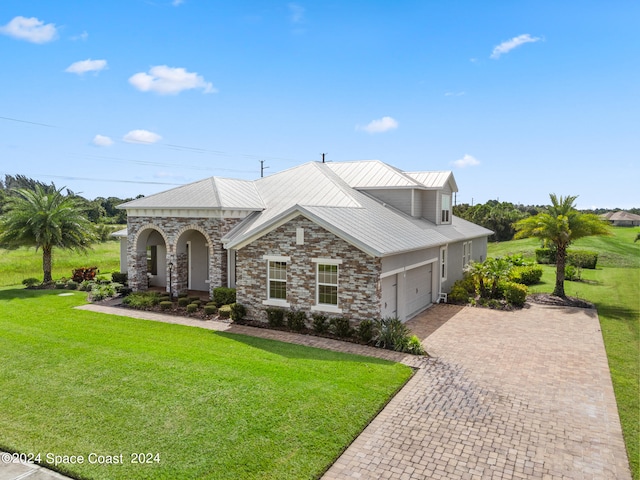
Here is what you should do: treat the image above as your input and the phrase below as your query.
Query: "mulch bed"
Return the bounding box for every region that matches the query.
[527,293,595,309]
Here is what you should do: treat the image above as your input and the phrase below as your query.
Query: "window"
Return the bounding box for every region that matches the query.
[146,246,157,275]
[441,194,451,223]
[317,264,338,306]
[268,261,287,300]
[463,241,473,267]
[440,246,448,281]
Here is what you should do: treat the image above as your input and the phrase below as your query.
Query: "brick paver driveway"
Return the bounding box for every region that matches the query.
[323,303,631,480]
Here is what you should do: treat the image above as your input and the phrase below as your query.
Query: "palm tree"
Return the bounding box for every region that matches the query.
[0,185,96,283]
[514,194,611,297]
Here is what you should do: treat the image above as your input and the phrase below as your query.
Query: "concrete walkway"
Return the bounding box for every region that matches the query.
[1,303,631,479]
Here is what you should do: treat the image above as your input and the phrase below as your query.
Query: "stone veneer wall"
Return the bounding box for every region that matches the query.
[236,215,381,324]
[126,216,242,295]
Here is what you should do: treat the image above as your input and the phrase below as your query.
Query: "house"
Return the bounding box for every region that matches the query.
[117,160,492,323]
[599,211,640,227]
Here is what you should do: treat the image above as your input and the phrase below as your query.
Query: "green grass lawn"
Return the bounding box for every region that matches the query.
[0,241,121,287]
[489,226,640,479]
[0,288,412,479]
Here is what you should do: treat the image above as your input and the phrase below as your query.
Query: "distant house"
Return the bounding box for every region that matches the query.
[600,211,640,227]
[117,160,492,323]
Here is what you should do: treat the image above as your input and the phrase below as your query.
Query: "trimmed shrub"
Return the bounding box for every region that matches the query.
[178,293,188,299]
[78,280,93,291]
[503,282,528,307]
[218,304,232,318]
[22,278,40,287]
[535,248,555,264]
[190,300,202,307]
[90,283,116,301]
[206,301,217,307]
[375,317,410,351]
[448,274,476,304]
[230,303,246,322]
[55,282,66,289]
[158,295,171,303]
[178,297,190,307]
[330,317,353,338]
[568,251,598,269]
[286,310,307,331]
[265,307,285,327]
[187,296,201,303]
[565,264,580,281]
[213,287,236,307]
[509,265,543,285]
[66,280,78,290]
[311,313,329,333]
[111,272,128,284]
[186,304,198,314]
[405,335,426,355]
[159,301,173,310]
[204,305,217,315]
[356,319,375,344]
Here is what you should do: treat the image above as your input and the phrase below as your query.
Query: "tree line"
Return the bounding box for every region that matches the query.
[454,199,639,242]
[0,174,141,224]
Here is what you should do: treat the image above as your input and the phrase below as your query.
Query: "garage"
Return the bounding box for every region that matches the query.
[404,263,433,318]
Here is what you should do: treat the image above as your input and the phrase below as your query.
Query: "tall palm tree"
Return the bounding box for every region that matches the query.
[0,185,96,283]
[514,194,611,297]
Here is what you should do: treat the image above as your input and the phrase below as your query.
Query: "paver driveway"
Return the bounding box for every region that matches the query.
[323,303,631,480]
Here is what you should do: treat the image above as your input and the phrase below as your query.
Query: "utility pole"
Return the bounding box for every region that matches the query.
[321,153,327,163]
[260,160,269,178]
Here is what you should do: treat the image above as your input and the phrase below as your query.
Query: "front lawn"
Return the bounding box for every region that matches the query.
[488,228,640,479]
[0,288,412,479]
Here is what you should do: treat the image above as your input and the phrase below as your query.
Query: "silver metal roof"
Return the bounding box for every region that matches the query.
[405,171,458,192]
[326,160,422,189]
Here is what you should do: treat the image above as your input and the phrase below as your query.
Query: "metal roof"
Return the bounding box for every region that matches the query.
[405,171,458,192]
[326,160,423,189]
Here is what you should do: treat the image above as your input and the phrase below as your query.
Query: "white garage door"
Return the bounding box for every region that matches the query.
[405,264,432,317]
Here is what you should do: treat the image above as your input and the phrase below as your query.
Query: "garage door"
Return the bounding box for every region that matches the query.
[405,264,432,317]
[380,274,397,319]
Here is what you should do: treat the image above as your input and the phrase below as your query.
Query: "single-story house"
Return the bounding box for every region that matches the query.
[116,160,492,323]
[599,211,640,227]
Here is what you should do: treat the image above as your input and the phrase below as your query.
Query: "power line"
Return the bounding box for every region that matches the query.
[0,172,183,186]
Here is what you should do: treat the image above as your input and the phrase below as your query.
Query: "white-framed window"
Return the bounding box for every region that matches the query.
[462,241,473,267]
[311,258,342,314]
[263,255,290,307]
[440,246,448,281]
[441,194,451,224]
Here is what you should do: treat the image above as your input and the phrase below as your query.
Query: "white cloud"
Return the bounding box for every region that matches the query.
[66,59,108,75]
[356,116,399,134]
[452,154,480,168]
[123,130,162,144]
[0,16,58,44]
[129,65,216,95]
[289,3,305,23]
[71,31,88,41]
[92,134,114,147]
[490,34,541,59]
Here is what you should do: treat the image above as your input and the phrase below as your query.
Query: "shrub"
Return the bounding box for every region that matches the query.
[448,275,476,304]
[66,280,78,290]
[159,301,173,310]
[565,264,580,281]
[178,293,188,299]
[111,272,128,285]
[405,335,426,355]
[158,295,171,303]
[230,303,246,322]
[122,291,160,309]
[509,265,543,285]
[218,304,232,318]
[22,278,40,287]
[90,283,116,301]
[187,296,201,303]
[504,253,529,266]
[190,300,202,307]
[311,313,329,333]
[503,282,528,307]
[330,317,353,338]
[206,301,217,307]
[265,307,285,327]
[78,280,93,291]
[213,287,236,307]
[186,304,198,314]
[535,248,555,264]
[55,282,66,289]
[356,319,375,344]
[286,310,307,331]
[568,250,598,269]
[375,317,410,351]
[204,305,217,315]
[72,266,98,283]
[178,298,190,307]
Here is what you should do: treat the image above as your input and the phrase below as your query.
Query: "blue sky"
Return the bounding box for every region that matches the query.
[1,1,638,209]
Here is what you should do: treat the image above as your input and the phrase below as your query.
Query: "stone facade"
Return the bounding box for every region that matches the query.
[235,215,381,324]
[126,215,242,295]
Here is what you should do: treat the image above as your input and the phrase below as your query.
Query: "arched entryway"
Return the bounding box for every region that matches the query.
[175,229,211,295]
[133,227,168,291]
